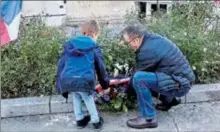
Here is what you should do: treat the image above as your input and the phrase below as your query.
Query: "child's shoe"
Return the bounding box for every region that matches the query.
[76,115,90,128]
[93,116,104,129]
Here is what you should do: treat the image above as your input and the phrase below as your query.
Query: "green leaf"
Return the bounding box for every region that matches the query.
[114,99,122,109]
[108,55,113,61]
[122,104,128,113]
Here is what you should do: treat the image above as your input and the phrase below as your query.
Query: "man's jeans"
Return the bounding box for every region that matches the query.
[132,71,180,119]
[72,92,99,123]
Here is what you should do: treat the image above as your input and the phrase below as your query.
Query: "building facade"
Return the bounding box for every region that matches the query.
[22,1,219,26]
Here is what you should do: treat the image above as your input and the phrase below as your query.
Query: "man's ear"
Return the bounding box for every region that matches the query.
[134,38,140,44]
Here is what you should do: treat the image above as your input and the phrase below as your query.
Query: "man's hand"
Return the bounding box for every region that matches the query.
[102,88,111,95]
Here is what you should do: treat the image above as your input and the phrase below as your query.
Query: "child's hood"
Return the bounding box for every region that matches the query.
[64,36,98,56]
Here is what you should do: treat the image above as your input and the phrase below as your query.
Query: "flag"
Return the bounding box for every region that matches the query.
[1,0,22,47]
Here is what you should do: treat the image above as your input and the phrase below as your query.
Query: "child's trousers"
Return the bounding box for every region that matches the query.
[72,92,99,123]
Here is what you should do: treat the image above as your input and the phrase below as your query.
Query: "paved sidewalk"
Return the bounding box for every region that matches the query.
[2,101,220,132]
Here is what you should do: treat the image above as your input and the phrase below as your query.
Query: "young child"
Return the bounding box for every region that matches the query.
[56,20,109,129]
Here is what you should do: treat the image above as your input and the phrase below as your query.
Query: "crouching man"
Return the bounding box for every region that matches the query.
[121,24,195,129]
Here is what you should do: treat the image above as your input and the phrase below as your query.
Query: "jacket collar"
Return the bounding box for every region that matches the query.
[135,32,151,54]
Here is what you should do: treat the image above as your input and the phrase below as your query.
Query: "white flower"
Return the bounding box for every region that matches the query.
[204,61,209,63]
[115,63,123,70]
[114,68,119,76]
[124,63,129,74]
[203,48,207,52]
[192,66,196,70]
[202,68,206,72]
[172,35,175,38]
[124,63,129,68]
[184,32,187,36]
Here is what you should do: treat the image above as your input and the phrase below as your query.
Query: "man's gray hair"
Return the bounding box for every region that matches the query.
[122,23,146,39]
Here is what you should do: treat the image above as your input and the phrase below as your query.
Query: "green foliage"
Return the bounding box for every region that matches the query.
[97,91,137,112]
[1,17,66,99]
[97,28,135,76]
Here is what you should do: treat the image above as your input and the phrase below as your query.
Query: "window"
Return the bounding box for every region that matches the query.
[160,4,167,11]
[138,2,146,19]
[151,4,157,14]
[137,2,169,17]
[151,4,168,14]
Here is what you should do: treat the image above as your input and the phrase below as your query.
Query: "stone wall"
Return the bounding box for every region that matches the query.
[21,1,135,26]
[66,1,135,21]
[21,1,219,27]
[22,1,66,26]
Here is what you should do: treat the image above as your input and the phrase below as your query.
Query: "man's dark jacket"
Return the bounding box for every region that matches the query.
[135,32,195,96]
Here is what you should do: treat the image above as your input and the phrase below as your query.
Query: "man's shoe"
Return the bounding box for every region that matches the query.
[126,117,158,129]
[76,115,91,128]
[156,98,181,111]
[93,116,104,129]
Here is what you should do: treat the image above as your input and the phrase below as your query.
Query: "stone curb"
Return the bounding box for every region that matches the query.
[50,95,73,114]
[1,97,50,118]
[185,83,220,103]
[1,83,220,118]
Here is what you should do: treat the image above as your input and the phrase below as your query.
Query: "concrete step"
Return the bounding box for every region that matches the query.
[1,83,220,118]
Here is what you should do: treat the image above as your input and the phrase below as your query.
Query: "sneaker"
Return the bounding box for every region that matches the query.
[93,116,104,129]
[76,115,91,128]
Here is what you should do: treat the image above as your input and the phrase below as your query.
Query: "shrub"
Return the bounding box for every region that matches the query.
[97,28,135,76]
[1,17,66,99]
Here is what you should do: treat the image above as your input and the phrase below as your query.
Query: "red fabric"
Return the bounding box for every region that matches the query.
[1,19,10,47]
[95,78,130,92]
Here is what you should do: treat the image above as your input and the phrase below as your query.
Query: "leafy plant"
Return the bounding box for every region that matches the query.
[97,28,136,77]
[1,17,66,99]
[94,81,137,112]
